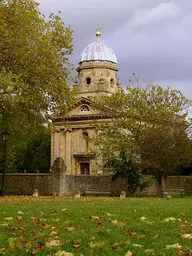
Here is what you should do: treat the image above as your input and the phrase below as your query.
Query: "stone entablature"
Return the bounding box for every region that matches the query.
[77,61,119,72]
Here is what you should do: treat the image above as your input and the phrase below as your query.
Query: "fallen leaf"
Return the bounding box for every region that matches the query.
[16,216,22,221]
[132,244,143,248]
[24,242,32,248]
[166,243,182,250]
[96,222,102,229]
[18,231,24,240]
[66,226,75,232]
[32,242,44,254]
[53,250,74,256]
[0,248,5,255]
[18,211,24,215]
[145,249,155,255]
[112,219,118,225]
[153,234,160,239]
[89,241,105,248]
[89,215,100,220]
[141,217,148,221]
[46,240,61,247]
[8,238,16,249]
[50,230,59,236]
[163,217,176,223]
[111,219,124,227]
[181,234,192,239]
[4,217,13,221]
[125,251,132,256]
[73,244,81,250]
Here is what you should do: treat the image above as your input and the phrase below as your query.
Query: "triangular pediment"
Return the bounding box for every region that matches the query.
[67,96,98,116]
[52,96,111,122]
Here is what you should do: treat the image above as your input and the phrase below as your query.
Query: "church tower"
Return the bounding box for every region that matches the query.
[76,27,120,97]
[51,28,120,175]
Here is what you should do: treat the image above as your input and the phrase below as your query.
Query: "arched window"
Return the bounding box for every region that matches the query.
[86,77,91,85]
[81,105,89,112]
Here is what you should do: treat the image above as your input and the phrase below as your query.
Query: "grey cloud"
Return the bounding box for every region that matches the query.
[38,0,192,98]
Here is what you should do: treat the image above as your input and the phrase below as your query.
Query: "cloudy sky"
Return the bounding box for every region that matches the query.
[38,0,192,98]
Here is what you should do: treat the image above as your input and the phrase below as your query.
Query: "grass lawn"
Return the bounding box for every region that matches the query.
[0,196,192,256]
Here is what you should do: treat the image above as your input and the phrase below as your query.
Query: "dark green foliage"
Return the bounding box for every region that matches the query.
[106,151,148,194]
[17,129,51,173]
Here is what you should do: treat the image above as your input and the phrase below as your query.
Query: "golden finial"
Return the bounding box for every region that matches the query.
[96,26,101,41]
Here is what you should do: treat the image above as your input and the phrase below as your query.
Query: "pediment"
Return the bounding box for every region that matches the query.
[52,96,111,122]
[67,96,98,116]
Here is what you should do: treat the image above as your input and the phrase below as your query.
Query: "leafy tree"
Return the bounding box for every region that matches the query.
[17,128,51,173]
[93,77,192,188]
[0,0,74,169]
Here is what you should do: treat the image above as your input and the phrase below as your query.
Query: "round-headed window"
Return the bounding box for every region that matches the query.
[86,77,91,85]
[110,78,115,87]
[81,105,89,112]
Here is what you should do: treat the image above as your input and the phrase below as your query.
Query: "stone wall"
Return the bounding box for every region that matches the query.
[65,175,192,196]
[0,171,192,196]
[65,175,161,196]
[0,173,52,196]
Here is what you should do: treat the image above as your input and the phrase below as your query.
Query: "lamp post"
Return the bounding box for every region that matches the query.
[0,130,10,196]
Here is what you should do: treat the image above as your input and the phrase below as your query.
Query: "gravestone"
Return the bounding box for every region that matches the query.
[51,157,66,196]
[120,191,126,199]
[75,190,81,199]
[33,189,38,197]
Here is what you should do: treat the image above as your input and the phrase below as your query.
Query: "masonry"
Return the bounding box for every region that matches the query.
[1,158,192,196]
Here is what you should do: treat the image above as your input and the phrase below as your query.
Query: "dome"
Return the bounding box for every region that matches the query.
[80,27,117,64]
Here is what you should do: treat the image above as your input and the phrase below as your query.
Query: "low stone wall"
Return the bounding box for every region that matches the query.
[65,175,161,196]
[0,173,52,196]
[0,172,192,196]
[65,175,192,196]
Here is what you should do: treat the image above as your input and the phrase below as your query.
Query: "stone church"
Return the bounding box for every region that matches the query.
[51,28,121,175]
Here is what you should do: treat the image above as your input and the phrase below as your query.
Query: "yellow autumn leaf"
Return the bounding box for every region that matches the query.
[53,250,74,256]
[165,243,182,249]
[132,244,143,248]
[181,234,192,239]
[8,238,16,249]
[89,241,105,248]
[125,251,132,256]
[46,240,61,247]
[50,230,59,236]
[145,249,155,254]
[66,226,75,232]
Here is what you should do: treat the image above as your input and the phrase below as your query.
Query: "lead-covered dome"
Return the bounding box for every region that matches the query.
[80,27,117,64]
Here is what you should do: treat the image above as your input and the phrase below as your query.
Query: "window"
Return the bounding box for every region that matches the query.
[80,163,90,175]
[86,77,91,85]
[81,105,89,111]
[110,78,115,87]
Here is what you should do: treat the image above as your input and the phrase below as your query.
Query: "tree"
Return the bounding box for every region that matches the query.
[0,0,74,169]
[14,127,51,173]
[93,76,192,189]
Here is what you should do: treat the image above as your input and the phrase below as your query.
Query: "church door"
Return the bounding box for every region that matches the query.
[80,163,90,175]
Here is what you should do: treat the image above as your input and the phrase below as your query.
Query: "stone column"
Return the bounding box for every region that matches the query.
[51,131,60,166]
[65,129,72,175]
[51,157,66,196]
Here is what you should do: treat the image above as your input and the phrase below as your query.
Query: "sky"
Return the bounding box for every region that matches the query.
[38,0,192,98]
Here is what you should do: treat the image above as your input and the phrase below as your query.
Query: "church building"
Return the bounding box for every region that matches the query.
[51,28,121,175]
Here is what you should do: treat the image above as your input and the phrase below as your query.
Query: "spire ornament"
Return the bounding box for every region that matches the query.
[96,26,101,41]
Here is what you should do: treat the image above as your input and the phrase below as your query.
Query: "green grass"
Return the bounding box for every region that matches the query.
[0,196,192,255]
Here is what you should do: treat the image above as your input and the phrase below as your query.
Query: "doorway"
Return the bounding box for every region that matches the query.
[80,162,90,175]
